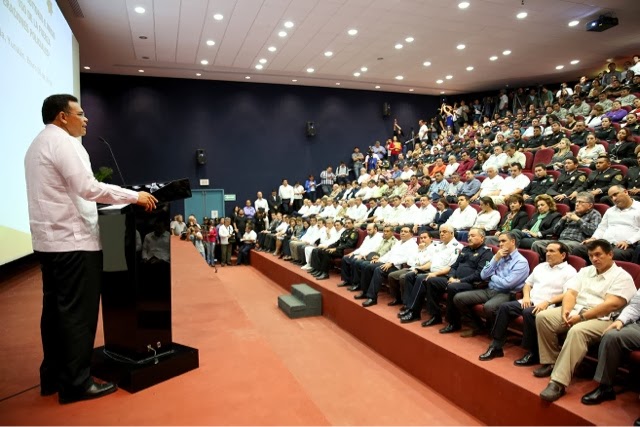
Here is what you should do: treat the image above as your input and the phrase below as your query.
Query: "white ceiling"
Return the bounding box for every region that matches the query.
[58,0,640,96]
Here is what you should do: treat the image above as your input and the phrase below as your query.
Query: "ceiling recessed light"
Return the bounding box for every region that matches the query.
[395,43,403,49]
[213,14,223,21]
[458,2,470,9]
[83,66,90,70]
[405,37,414,43]
[353,72,361,77]
[556,65,564,70]
[440,91,445,94]
[255,64,263,70]
[196,73,201,76]
[324,51,333,57]
[568,20,579,27]
[348,29,358,36]
[375,85,381,89]
[360,67,368,72]
[245,76,251,79]
[503,50,511,55]
[134,6,145,14]
[606,58,613,62]
[259,58,267,64]
[278,31,287,37]
[395,75,404,80]
[200,59,209,65]
[336,82,341,85]
[206,40,215,46]
[409,88,414,92]
[284,21,294,28]
[457,44,466,50]
[423,61,432,67]
[292,79,298,82]
[570,59,580,65]
[138,69,144,73]
[445,75,453,79]
[268,46,277,52]
[489,56,498,61]
[436,79,444,84]
[516,12,528,19]
[466,66,474,71]
[306,68,314,73]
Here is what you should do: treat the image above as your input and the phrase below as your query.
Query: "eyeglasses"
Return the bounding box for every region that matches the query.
[575,200,591,205]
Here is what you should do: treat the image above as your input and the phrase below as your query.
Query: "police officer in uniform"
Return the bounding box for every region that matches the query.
[309,219,359,280]
[523,164,555,204]
[577,155,624,205]
[547,156,587,206]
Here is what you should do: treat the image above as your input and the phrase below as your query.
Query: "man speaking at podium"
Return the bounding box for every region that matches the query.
[24,94,157,404]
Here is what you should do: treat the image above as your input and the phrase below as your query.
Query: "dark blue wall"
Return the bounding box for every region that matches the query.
[81,74,439,214]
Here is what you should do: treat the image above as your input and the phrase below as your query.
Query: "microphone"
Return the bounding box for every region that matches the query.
[98,137,126,185]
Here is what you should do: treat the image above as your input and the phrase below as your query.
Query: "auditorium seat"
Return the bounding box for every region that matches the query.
[523,204,536,219]
[523,152,534,172]
[532,148,554,167]
[555,204,570,216]
[567,254,587,271]
[570,145,580,157]
[611,164,628,176]
[547,169,560,180]
[593,203,609,217]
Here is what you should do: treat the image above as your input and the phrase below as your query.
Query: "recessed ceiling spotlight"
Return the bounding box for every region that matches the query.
[395,43,403,49]
[306,68,314,73]
[255,64,263,70]
[196,73,201,76]
[206,40,215,46]
[284,21,294,28]
[138,69,144,73]
[259,58,267,64]
[570,59,580,65]
[436,79,444,84]
[568,20,579,27]
[409,88,414,92]
[360,67,368,72]
[458,2,470,9]
[245,76,251,79]
[353,72,361,77]
[348,29,358,36]
[336,82,341,85]
[200,59,209,65]
[134,6,145,14]
[445,75,453,79]
[395,75,404,80]
[324,51,333,57]
[516,12,528,19]
[405,37,414,43]
[83,66,90,70]
[375,85,381,89]
[278,31,287,37]
[213,14,223,20]
[292,79,298,82]
[268,46,277,52]
[489,56,498,61]
[457,44,466,50]
[503,50,511,55]
[466,66,474,71]
[423,61,432,67]
[606,58,613,62]
[556,65,564,70]
[440,91,445,94]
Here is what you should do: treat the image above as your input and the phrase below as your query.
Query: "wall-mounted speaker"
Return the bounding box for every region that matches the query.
[306,121,316,137]
[382,102,391,117]
[196,149,207,165]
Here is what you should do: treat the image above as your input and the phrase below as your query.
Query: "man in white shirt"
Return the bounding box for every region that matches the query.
[254,191,269,213]
[491,163,531,205]
[387,232,435,305]
[478,242,577,363]
[289,217,322,264]
[25,94,157,403]
[236,223,258,265]
[479,167,505,198]
[337,223,383,287]
[295,199,311,217]
[418,119,429,142]
[302,219,343,268]
[436,195,477,235]
[501,144,527,172]
[536,239,636,402]
[481,146,508,174]
[278,179,295,214]
[572,185,640,262]
[413,195,437,234]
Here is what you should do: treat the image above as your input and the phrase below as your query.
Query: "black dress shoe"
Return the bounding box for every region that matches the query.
[439,323,460,333]
[337,281,350,287]
[348,285,360,292]
[362,298,377,307]
[634,417,640,426]
[397,309,410,318]
[309,269,320,276]
[354,293,367,300]
[59,380,117,404]
[387,298,402,306]
[540,381,565,402]
[479,346,504,361]
[311,270,324,277]
[514,352,539,367]
[581,384,616,405]
[400,312,421,323]
[533,364,554,378]
[421,316,442,327]
[316,273,329,280]
[40,383,58,396]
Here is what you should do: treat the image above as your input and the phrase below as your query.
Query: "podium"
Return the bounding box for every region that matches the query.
[91,178,199,392]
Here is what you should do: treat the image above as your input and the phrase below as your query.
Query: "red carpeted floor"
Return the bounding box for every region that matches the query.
[0,238,480,425]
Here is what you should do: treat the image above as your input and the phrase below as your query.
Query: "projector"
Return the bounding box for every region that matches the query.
[586,15,619,32]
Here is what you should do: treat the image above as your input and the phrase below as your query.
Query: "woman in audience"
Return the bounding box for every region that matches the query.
[513,194,561,249]
[456,197,500,241]
[472,151,487,173]
[293,181,305,212]
[274,217,296,257]
[587,79,602,101]
[304,174,317,202]
[484,194,528,246]
[577,133,606,169]
[203,219,217,267]
[549,138,573,170]
[425,199,453,232]
[595,117,617,142]
[585,104,605,128]
[282,218,309,261]
[609,127,637,167]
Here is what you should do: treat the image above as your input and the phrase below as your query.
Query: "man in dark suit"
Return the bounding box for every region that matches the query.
[547,157,587,206]
[577,155,624,205]
[267,189,281,214]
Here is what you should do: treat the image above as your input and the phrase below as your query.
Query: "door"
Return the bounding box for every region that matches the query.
[184,189,225,224]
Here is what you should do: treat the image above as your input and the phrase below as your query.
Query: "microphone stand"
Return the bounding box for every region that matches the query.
[98,137,126,185]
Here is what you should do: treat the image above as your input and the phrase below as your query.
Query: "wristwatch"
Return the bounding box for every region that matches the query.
[579,313,587,322]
